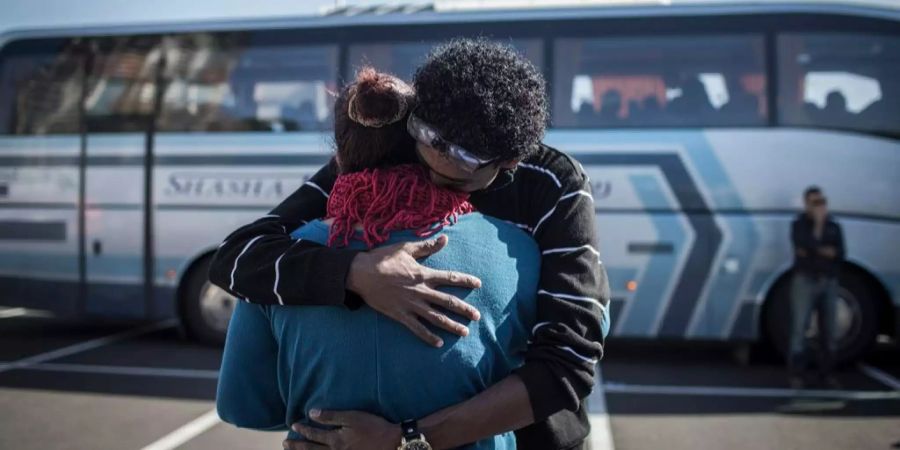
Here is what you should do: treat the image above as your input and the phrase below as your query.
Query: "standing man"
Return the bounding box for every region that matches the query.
[789,186,845,389]
[210,39,609,450]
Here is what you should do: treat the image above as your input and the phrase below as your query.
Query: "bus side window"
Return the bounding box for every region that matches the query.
[777,33,900,137]
[156,33,338,133]
[346,39,543,86]
[83,36,160,133]
[0,38,82,136]
[551,35,768,129]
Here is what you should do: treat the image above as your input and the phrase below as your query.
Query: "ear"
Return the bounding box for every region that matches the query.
[498,158,521,170]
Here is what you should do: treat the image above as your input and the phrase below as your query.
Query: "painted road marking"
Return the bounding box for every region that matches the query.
[603,381,900,401]
[0,319,176,375]
[588,368,615,450]
[141,408,221,450]
[858,363,900,390]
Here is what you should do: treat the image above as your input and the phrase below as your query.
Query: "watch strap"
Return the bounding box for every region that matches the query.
[400,419,420,441]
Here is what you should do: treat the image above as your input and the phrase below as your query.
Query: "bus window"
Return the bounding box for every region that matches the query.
[157,33,337,132]
[84,36,161,133]
[553,35,767,128]
[0,39,82,135]
[778,33,900,136]
[347,39,543,82]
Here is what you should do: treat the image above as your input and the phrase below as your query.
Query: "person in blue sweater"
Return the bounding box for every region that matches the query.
[216,68,540,449]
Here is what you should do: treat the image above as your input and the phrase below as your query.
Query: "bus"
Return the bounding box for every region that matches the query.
[0,0,897,362]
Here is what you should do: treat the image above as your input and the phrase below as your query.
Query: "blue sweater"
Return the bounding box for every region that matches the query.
[217,213,540,449]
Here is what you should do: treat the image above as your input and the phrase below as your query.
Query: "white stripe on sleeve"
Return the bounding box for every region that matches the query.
[533,188,594,236]
[273,239,303,306]
[229,235,266,292]
[518,163,561,188]
[542,245,600,257]
[538,289,606,310]
[532,321,552,334]
[532,204,558,236]
[559,190,593,202]
[304,181,330,198]
[504,220,534,232]
[557,345,599,364]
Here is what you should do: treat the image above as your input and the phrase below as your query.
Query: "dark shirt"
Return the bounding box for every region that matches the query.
[208,144,611,450]
[791,213,845,278]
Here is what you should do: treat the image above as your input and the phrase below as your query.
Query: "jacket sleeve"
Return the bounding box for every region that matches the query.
[513,163,610,421]
[791,218,815,255]
[207,159,362,307]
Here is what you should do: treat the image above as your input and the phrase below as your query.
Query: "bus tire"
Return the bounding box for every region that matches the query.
[181,255,236,346]
[765,270,878,366]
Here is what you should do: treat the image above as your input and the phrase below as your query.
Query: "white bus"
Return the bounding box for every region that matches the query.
[0,1,897,362]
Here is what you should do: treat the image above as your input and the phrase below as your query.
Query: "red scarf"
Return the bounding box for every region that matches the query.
[326,164,475,248]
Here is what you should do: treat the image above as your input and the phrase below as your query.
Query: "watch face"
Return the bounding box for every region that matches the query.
[403,440,432,450]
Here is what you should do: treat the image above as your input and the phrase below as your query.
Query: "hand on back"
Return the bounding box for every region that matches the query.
[346,235,482,347]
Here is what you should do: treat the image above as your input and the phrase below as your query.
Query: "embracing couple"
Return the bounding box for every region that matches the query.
[210,39,611,450]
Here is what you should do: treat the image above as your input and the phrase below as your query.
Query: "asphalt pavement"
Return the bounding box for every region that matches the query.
[1,307,898,450]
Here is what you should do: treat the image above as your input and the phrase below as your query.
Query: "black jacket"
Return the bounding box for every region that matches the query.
[209,144,610,449]
[791,213,845,278]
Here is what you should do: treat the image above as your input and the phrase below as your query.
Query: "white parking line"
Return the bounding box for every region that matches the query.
[0,308,28,319]
[588,369,615,450]
[858,363,900,390]
[603,381,900,401]
[141,408,221,450]
[0,319,176,375]
[24,362,219,379]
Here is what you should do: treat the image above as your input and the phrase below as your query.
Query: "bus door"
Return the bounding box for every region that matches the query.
[81,36,161,318]
[0,38,84,314]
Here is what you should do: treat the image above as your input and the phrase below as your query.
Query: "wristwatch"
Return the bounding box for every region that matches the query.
[397,419,432,450]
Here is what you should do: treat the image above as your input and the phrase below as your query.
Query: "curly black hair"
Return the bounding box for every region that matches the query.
[413,38,548,162]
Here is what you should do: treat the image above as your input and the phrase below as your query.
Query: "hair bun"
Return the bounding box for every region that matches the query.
[347,67,413,128]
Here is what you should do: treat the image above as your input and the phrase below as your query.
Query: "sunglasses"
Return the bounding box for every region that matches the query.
[810,198,827,206]
[407,113,499,174]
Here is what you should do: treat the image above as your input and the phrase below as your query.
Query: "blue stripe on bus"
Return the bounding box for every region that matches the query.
[617,174,686,336]
[604,266,639,297]
[0,253,185,280]
[574,153,723,338]
[155,131,331,146]
[694,216,759,338]
[674,132,760,338]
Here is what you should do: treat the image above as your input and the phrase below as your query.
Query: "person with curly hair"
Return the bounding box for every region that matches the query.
[211,39,610,450]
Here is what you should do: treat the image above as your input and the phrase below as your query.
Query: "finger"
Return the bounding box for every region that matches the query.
[400,313,444,347]
[417,306,470,337]
[283,440,327,450]
[419,287,481,321]
[403,235,448,259]
[292,424,335,446]
[309,409,357,427]
[423,268,482,290]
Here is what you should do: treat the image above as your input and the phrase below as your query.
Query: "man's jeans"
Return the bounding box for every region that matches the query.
[788,272,838,376]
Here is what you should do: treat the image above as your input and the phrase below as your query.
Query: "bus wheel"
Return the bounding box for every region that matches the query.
[765,271,878,366]
[181,256,236,345]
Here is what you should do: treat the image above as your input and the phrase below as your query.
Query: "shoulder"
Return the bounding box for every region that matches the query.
[827,217,843,230]
[444,213,539,252]
[517,143,589,193]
